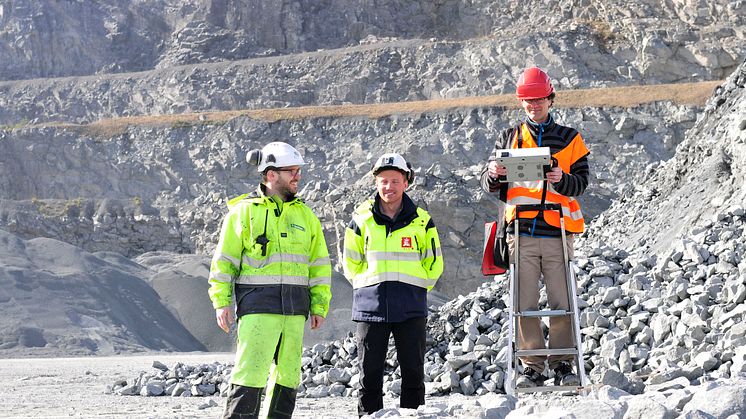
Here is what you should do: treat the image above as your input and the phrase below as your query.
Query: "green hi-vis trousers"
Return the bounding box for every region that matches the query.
[230,313,306,389]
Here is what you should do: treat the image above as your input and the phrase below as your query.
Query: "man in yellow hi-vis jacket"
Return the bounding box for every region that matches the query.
[208,142,332,419]
[343,153,443,416]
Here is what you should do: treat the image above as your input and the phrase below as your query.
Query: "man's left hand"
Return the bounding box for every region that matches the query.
[310,315,325,330]
[546,166,563,183]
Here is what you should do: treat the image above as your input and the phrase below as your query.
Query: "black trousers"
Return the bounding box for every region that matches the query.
[356,316,426,416]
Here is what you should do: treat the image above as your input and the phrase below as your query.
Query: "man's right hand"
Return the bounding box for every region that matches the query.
[487,161,508,179]
[215,307,234,333]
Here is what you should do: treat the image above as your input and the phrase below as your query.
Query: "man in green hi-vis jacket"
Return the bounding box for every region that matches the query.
[208,142,332,419]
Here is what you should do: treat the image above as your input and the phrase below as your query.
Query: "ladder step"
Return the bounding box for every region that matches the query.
[515,385,583,394]
[515,348,578,357]
[517,310,572,317]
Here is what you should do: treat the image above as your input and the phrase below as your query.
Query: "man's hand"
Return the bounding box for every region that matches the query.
[310,315,325,330]
[215,307,234,333]
[546,166,563,183]
[487,161,508,179]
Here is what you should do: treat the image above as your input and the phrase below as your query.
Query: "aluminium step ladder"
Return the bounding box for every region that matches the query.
[503,203,588,396]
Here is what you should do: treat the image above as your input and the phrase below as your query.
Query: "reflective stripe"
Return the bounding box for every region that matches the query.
[310,256,330,267]
[242,253,310,269]
[214,253,241,270]
[507,196,583,221]
[236,275,310,286]
[367,251,422,263]
[509,195,544,205]
[422,248,436,260]
[513,180,543,189]
[309,275,332,286]
[353,271,431,289]
[209,271,234,283]
[344,248,365,262]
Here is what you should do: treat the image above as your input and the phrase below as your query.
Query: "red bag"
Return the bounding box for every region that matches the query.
[482,221,510,276]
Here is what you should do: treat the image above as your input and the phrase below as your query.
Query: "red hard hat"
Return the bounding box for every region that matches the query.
[516,67,554,100]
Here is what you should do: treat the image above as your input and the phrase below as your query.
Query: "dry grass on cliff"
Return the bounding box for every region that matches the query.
[68,80,721,137]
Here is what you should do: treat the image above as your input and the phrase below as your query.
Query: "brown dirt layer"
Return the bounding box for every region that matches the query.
[50,80,722,137]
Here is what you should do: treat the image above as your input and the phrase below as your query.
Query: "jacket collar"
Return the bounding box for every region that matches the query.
[371,193,418,231]
[524,113,555,137]
[227,184,301,209]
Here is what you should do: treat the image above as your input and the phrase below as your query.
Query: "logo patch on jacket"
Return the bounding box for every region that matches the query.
[401,237,412,248]
[290,223,305,232]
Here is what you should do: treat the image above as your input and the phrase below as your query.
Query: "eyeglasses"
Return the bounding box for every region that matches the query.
[275,168,302,177]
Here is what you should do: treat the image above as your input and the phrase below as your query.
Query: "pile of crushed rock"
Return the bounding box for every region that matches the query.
[109,205,745,417]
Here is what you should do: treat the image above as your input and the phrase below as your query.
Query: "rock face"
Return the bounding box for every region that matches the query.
[0,0,743,83]
[585,58,746,255]
[0,0,744,126]
[0,103,699,299]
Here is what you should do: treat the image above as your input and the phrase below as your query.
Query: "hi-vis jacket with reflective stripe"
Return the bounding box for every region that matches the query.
[343,194,443,322]
[208,185,332,318]
[481,116,590,236]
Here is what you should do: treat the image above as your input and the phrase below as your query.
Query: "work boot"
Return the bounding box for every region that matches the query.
[222,384,263,419]
[515,367,544,388]
[267,384,297,419]
[553,361,581,386]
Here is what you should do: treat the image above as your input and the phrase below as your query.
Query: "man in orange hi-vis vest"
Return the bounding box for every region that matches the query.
[480,67,590,388]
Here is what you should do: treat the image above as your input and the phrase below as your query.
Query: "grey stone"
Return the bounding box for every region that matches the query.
[459,376,475,396]
[476,393,515,419]
[306,385,330,398]
[591,367,630,391]
[152,361,169,372]
[594,385,631,401]
[600,333,630,360]
[552,400,624,419]
[197,398,219,410]
[140,383,164,396]
[647,367,686,385]
[682,383,746,417]
[603,287,623,304]
[448,353,477,370]
[677,410,717,419]
[117,385,140,396]
[385,379,401,395]
[171,382,189,397]
[327,368,351,384]
[646,376,690,392]
[622,394,674,419]
[693,352,719,372]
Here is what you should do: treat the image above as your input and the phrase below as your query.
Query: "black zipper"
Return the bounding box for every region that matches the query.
[429,237,437,270]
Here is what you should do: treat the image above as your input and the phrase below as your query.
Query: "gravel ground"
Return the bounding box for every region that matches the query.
[0,353,364,419]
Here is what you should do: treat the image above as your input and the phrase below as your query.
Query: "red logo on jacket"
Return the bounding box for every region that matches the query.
[401,237,412,248]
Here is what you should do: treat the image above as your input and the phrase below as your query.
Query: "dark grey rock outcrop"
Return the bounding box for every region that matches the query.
[0,0,742,83]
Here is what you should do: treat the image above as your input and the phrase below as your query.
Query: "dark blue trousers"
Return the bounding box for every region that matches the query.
[356,316,426,416]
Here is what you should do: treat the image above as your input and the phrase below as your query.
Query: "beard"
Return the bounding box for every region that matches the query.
[276,181,297,201]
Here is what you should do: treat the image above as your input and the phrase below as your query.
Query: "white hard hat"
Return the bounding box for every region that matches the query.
[372,153,414,182]
[246,142,305,172]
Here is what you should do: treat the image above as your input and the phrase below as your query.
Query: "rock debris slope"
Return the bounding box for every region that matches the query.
[0,230,205,356]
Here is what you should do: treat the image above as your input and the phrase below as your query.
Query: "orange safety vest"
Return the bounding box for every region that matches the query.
[505,123,588,233]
